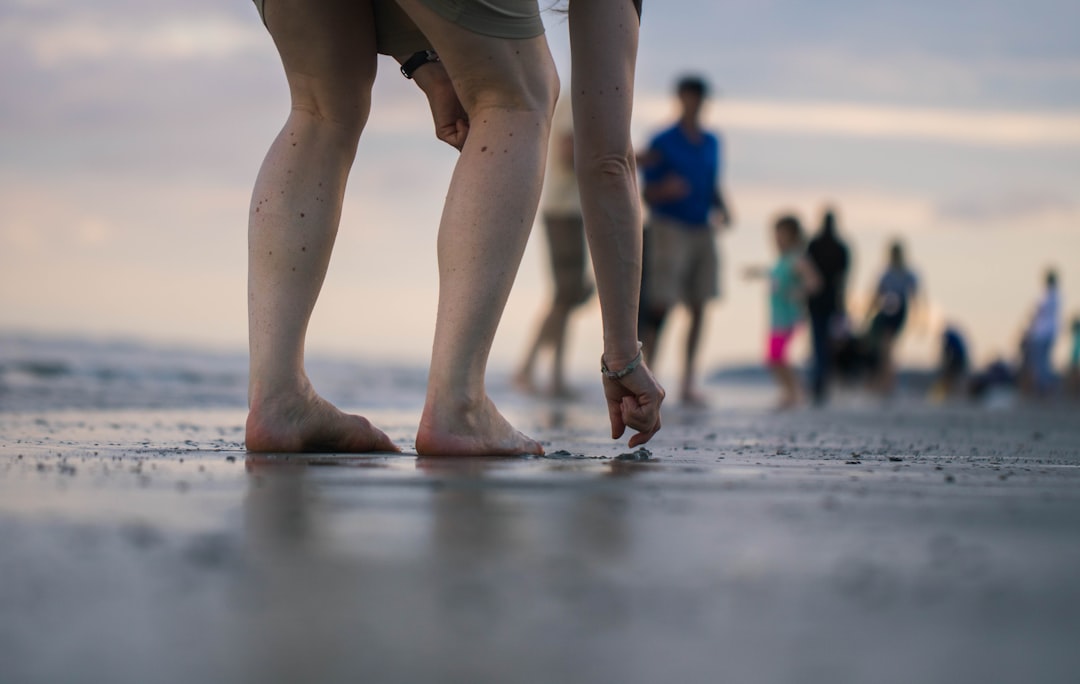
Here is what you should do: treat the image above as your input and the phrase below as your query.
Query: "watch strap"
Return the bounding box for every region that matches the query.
[401,50,439,79]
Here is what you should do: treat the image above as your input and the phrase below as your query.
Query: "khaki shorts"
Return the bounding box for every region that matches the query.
[544,213,593,307]
[644,216,720,309]
[253,1,542,56]
[417,0,544,39]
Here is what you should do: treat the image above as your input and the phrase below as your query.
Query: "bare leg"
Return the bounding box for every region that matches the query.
[549,303,574,397]
[640,307,668,369]
[770,363,800,410]
[514,316,548,394]
[396,0,558,456]
[876,333,896,396]
[518,215,585,395]
[514,299,576,397]
[681,302,708,406]
[246,0,396,453]
[546,216,591,398]
[515,302,563,394]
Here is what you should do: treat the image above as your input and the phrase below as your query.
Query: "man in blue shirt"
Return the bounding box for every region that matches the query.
[639,75,732,406]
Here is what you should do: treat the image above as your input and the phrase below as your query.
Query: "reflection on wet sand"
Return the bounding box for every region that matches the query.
[4,404,1080,683]
[237,453,644,679]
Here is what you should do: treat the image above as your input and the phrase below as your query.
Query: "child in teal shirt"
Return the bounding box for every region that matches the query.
[1067,316,1080,400]
[746,216,820,408]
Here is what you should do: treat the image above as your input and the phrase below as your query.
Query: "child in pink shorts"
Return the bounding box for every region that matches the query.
[746,216,820,409]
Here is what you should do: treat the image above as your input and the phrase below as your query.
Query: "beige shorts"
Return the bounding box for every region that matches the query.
[544,213,594,307]
[645,216,720,309]
[417,0,544,39]
[253,1,542,56]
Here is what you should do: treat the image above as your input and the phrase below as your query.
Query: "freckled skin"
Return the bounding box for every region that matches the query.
[246,1,396,454]
[245,0,662,455]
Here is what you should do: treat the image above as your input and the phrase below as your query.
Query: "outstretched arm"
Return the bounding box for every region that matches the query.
[570,0,660,443]
[796,256,822,297]
[742,264,770,280]
[712,186,733,228]
[569,0,664,446]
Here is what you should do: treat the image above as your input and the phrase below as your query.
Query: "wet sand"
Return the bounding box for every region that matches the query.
[2,399,1079,684]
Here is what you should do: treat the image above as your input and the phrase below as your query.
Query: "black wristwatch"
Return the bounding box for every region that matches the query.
[401,50,440,79]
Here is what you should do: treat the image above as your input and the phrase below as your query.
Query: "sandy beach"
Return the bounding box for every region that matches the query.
[2,372,1079,684]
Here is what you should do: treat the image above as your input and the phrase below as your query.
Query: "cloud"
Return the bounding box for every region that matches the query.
[937,193,1080,227]
[13,17,262,65]
[727,184,937,235]
[724,181,1080,236]
[0,4,263,66]
[635,96,1080,148]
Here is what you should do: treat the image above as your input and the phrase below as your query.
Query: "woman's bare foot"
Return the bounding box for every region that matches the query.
[246,389,399,453]
[415,395,543,457]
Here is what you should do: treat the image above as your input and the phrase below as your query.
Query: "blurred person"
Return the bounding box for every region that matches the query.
[245,0,662,456]
[805,207,850,405]
[1023,268,1060,397]
[1066,316,1080,400]
[515,94,593,398]
[639,75,733,406]
[867,240,919,396]
[929,323,969,402]
[744,215,820,410]
[968,356,1017,404]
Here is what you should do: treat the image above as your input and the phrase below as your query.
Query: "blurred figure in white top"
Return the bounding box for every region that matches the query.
[516,95,594,398]
[1024,268,1060,397]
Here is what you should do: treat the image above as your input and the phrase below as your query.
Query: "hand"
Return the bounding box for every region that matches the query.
[602,360,665,448]
[742,264,765,280]
[712,210,732,232]
[412,62,469,150]
[657,174,691,201]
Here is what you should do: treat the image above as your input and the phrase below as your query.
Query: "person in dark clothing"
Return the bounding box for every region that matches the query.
[869,240,919,396]
[804,208,850,404]
[930,323,970,401]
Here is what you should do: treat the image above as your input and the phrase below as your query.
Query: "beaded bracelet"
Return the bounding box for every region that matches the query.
[600,342,644,380]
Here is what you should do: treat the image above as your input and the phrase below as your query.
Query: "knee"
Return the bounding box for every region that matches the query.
[459,54,559,122]
[287,69,376,144]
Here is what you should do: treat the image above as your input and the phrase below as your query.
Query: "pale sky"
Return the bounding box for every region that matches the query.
[2,0,1079,381]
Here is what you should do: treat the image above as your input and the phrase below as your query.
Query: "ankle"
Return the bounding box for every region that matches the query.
[248,375,313,411]
[423,385,489,421]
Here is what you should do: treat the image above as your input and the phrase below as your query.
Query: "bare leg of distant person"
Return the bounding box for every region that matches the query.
[876,333,897,397]
[246,0,397,453]
[770,363,800,410]
[681,303,708,406]
[397,0,558,456]
[516,218,589,398]
[641,306,668,370]
[516,299,577,397]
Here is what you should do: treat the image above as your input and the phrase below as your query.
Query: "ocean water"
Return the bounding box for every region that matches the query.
[11,331,955,425]
[0,332,431,414]
[2,331,955,417]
